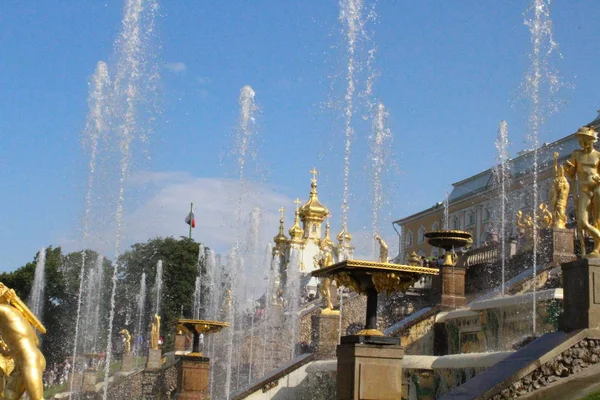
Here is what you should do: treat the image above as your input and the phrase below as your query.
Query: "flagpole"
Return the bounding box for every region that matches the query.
[189,202,193,240]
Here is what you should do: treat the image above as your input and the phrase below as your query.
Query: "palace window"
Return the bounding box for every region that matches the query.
[467,211,475,226]
[406,231,413,247]
[418,227,426,244]
[432,221,440,231]
[453,217,459,230]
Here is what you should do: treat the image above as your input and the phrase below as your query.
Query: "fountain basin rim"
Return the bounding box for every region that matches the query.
[425,229,472,238]
[310,259,439,278]
[175,319,230,335]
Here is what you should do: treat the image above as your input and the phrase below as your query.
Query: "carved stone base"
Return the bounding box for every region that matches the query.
[540,228,576,266]
[121,353,133,372]
[175,355,210,400]
[174,334,187,352]
[312,312,340,359]
[560,257,600,331]
[146,348,162,370]
[441,265,467,308]
[82,369,97,393]
[336,341,404,400]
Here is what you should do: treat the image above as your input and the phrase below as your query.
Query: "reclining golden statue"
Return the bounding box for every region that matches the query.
[0,282,46,400]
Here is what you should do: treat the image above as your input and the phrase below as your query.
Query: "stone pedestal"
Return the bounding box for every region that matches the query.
[540,228,576,267]
[122,353,133,372]
[82,369,97,392]
[560,257,600,331]
[174,334,187,352]
[312,311,340,359]
[175,355,210,400]
[336,342,404,400]
[441,265,466,308]
[68,371,83,392]
[146,348,162,370]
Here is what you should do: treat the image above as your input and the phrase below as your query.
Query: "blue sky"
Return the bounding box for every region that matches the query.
[2,1,600,271]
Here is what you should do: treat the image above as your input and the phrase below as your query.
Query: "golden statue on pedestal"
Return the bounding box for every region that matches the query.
[550,151,570,229]
[375,234,389,263]
[0,282,46,400]
[564,126,600,256]
[150,314,161,350]
[314,251,337,314]
[120,329,131,355]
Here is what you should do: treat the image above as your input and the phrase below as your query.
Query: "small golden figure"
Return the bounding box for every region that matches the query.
[564,126,600,255]
[0,282,46,400]
[516,210,535,249]
[150,314,161,350]
[314,251,336,313]
[375,234,389,263]
[538,203,553,229]
[120,329,131,355]
[549,151,570,229]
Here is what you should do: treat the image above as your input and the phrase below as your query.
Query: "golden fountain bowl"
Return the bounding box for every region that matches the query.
[424,230,472,251]
[176,319,230,335]
[311,259,439,295]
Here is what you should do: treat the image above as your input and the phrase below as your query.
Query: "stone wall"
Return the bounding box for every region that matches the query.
[490,337,600,399]
[58,362,179,400]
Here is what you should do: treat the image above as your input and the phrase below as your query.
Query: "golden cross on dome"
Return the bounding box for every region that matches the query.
[279,207,285,219]
[309,167,319,183]
[294,198,301,211]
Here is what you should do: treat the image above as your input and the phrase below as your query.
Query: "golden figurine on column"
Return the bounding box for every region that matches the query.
[564,126,600,256]
[549,151,570,229]
[150,314,161,350]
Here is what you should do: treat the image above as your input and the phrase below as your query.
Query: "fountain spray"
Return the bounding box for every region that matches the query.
[339,0,365,254]
[495,121,510,296]
[69,61,110,397]
[154,259,163,315]
[523,0,562,335]
[103,0,159,397]
[28,247,46,327]
[225,85,258,400]
[369,102,392,258]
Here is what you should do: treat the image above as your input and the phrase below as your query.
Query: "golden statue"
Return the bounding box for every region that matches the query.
[314,251,336,313]
[0,283,46,400]
[538,203,553,229]
[549,151,570,229]
[516,210,535,249]
[564,126,600,255]
[120,329,131,355]
[375,234,389,263]
[150,314,161,350]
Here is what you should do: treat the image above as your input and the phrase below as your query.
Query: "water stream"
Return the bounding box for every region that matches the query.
[495,121,510,295]
[28,247,46,325]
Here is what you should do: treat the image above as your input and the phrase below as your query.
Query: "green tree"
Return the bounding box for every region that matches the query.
[117,236,204,350]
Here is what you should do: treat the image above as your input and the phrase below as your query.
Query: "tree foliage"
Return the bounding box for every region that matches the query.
[0,236,204,366]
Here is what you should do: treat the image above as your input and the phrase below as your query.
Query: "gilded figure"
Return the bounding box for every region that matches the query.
[0,282,46,400]
[150,314,161,350]
[564,126,600,255]
[314,251,335,312]
[538,203,553,229]
[549,151,570,229]
[374,234,389,263]
[120,329,131,355]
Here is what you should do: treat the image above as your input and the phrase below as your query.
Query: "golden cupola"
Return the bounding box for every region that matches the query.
[273,207,288,247]
[320,221,335,250]
[299,167,329,239]
[289,199,304,244]
[337,228,353,244]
